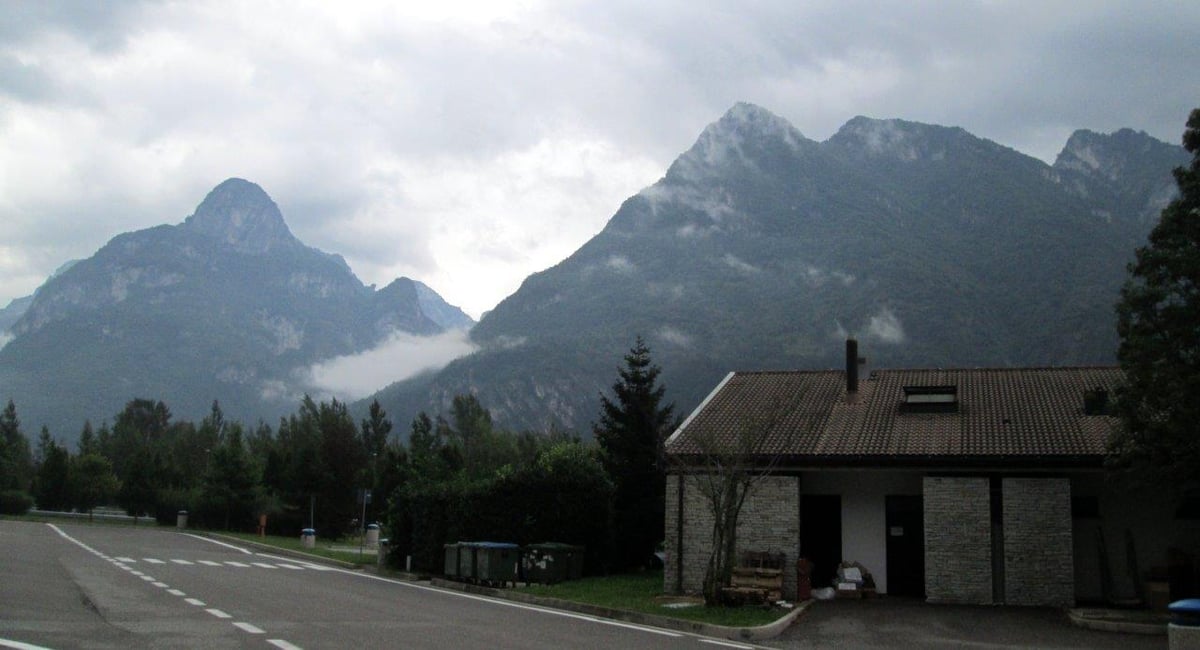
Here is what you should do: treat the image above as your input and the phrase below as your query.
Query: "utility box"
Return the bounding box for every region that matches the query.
[475,542,520,587]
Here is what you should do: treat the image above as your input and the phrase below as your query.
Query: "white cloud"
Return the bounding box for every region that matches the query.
[0,0,1197,319]
[722,254,759,274]
[606,255,635,274]
[0,332,11,350]
[657,326,692,348]
[303,329,477,401]
[865,307,905,344]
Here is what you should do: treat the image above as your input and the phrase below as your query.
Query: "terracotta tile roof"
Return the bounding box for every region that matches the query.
[665,366,1123,465]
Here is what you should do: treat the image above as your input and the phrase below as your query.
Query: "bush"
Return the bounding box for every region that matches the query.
[0,490,34,515]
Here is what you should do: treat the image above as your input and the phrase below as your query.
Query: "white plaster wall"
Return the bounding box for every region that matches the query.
[801,471,923,594]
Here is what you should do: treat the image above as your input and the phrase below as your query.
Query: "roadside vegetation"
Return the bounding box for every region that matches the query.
[518,571,788,627]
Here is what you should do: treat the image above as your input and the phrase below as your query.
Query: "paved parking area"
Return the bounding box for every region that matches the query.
[764,598,1167,649]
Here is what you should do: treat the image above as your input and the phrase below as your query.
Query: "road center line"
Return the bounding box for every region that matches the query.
[185,598,206,607]
[233,622,265,634]
[206,609,232,619]
[267,640,303,650]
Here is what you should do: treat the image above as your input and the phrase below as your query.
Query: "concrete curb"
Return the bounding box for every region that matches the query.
[200,532,362,570]
[1067,609,1167,636]
[430,578,807,642]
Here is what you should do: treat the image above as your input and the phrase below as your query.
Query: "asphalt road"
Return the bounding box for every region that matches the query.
[764,597,1167,649]
[0,520,764,650]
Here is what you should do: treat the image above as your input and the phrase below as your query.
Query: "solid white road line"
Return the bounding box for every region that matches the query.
[233,622,265,634]
[277,564,304,570]
[0,638,55,650]
[699,640,756,649]
[183,533,252,554]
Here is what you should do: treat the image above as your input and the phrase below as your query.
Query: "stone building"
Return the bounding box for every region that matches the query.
[664,342,1196,606]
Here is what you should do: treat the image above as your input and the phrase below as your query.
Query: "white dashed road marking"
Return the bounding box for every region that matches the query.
[233,622,265,634]
[47,525,307,650]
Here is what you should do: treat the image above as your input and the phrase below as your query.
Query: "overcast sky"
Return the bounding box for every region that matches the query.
[2,1,1198,320]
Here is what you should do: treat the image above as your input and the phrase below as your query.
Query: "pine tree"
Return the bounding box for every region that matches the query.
[594,337,678,570]
[1112,108,1200,494]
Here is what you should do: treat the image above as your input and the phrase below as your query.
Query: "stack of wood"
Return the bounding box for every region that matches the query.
[721,551,786,606]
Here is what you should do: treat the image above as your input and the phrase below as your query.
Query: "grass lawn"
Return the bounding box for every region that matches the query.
[517,571,791,628]
[213,531,378,566]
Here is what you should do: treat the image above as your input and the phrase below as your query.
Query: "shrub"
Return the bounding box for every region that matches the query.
[0,490,34,515]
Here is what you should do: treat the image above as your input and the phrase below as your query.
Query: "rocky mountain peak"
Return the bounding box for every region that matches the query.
[827,116,975,163]
[182,178,297,253]
[1054,128,1161,180]
[666,103,810,181]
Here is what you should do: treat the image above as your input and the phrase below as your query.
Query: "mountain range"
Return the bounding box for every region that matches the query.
[0,178,472,437]
[364,103,1188,435]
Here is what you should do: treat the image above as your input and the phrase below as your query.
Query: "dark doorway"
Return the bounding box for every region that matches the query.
[885,495,925,597]
[800,494,842,588]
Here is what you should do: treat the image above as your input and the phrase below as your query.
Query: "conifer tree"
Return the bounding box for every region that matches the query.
[1112,108,1200,493]
[594,337,678,569]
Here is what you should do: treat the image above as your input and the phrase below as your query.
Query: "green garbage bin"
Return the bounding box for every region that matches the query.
[444,543,460,578]
[475,542,520,587]
[458,542,479,582]
[523,543,586,584]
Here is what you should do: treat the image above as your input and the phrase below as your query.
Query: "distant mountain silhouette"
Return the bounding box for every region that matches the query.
[0,178,472,438]
[366,103,1188,435]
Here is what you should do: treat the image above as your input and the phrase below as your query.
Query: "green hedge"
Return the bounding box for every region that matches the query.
[0,490,34,515]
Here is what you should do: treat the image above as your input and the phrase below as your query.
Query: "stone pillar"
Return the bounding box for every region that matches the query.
[924,476,992,604]
[1002,477,1074,606]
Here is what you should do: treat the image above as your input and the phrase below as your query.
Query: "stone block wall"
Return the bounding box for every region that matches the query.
[1002,477,1073,606]
[924,476,993,604]
[664,473,800,598]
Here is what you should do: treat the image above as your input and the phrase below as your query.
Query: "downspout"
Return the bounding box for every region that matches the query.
[676,474,685,594]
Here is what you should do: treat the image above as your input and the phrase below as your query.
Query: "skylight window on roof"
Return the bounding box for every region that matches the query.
[901,385,958,413]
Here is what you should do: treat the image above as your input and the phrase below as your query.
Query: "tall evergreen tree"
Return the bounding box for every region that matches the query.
[1112,107,1200,494]
[70,453,119,521]
[35,438,71,511]
[593,337,678,570]
[0,400,33,492]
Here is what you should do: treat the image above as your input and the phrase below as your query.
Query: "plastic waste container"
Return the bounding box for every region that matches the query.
[301,528,316,549]
[797,557,814,600]
[365,523,380,548]
[176,510,188,529]
[475,542,520,587]
[1169,599,1200,650]
[458,542,479,582]
[523,543,585,584]
[444,543,461,578]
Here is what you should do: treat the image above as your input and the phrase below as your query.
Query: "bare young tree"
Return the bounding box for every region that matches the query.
[674,389,803,606]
